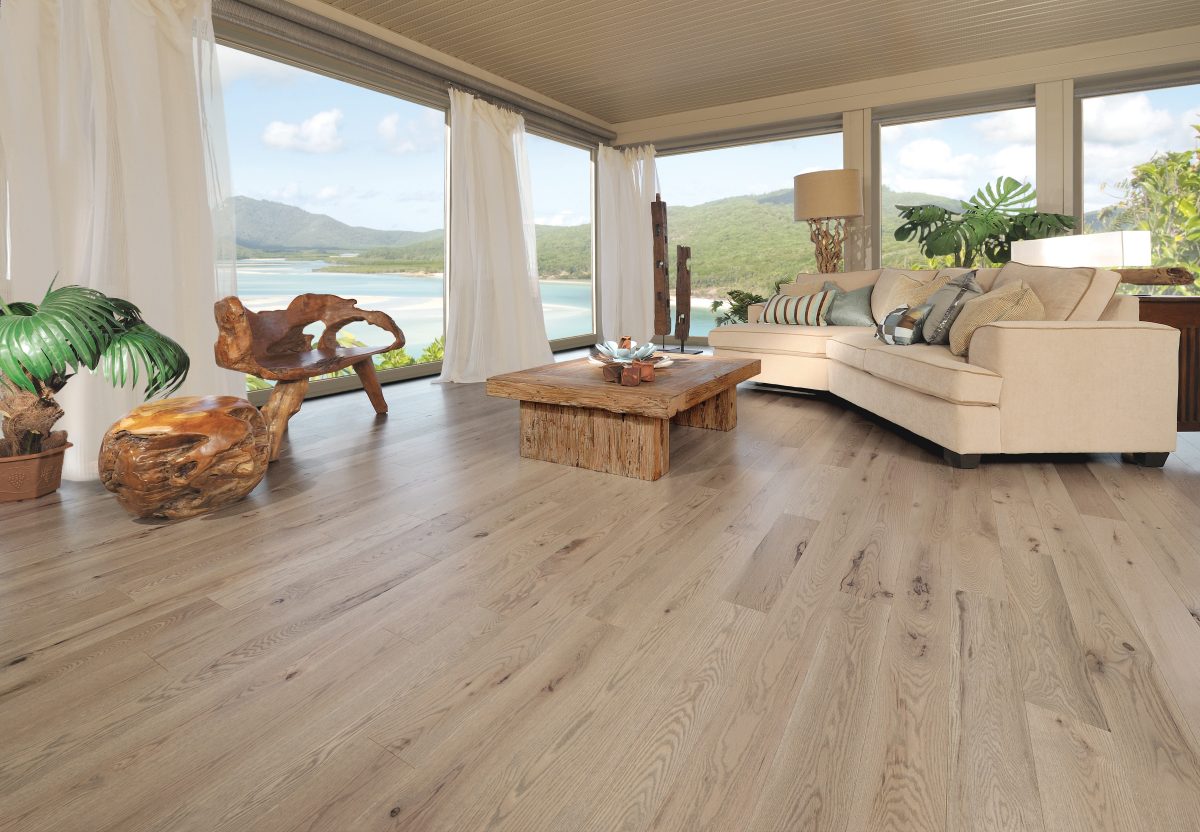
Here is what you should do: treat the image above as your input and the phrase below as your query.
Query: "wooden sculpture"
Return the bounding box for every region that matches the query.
[652,194,671,338]
[99,396,269,520]
[214,294,405,461]
[674,245,700,352]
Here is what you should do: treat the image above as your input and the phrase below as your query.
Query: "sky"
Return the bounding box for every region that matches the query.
[217,45,591,231]
[217,44,1198,229]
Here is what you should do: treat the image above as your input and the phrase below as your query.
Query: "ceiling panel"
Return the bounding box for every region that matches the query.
[318,0,1200,123]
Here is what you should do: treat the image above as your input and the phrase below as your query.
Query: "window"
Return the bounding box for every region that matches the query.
[525,134,594,342]
[216,45,447,391]
[1081,83,1200,294]
[655,133,843,336]
[879,107,1036,268]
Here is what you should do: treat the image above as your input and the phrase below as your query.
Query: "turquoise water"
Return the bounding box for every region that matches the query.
[236,259,719,356]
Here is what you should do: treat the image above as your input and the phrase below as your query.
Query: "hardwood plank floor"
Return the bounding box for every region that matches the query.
[2,376,1199,831]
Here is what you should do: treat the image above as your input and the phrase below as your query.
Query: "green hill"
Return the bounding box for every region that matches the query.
[233,196,442,252]
[233,185,958,295]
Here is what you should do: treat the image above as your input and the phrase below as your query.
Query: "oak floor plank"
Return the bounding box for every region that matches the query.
[2,377,1199,831]
[1026,703,1147,832]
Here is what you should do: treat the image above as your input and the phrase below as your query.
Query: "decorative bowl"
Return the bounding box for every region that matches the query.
[594,340,657,364]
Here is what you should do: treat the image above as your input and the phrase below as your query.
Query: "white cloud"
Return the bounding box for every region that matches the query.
[262,109,344,153]
[889,174,970,199]
[897,138,978,176]
[217,46,301,87]
[1082,93,1174,145]
[975,109,1035,143]
[988,144,1036,182]
[378,110,444,155]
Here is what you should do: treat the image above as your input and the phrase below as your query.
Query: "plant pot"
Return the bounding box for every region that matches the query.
[0,443,72,502]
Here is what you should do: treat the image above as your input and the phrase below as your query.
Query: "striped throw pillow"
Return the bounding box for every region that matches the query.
[761,290,835,326]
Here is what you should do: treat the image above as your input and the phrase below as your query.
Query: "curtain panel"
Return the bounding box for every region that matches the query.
[0,0,241,480]
[440,88,552,383]
[597,144,656,343]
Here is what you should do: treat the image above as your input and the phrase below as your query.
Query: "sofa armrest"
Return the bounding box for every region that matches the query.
[968,321,1178,454]
[747,303,765,323]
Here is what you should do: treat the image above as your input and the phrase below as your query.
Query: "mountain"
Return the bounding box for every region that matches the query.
[233,185,958,295]
[233,196,442,252]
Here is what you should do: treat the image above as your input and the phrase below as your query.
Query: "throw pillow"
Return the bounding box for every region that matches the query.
[871,269,953,324]
[876,303,934,345]
[760,289,835,325]
[922,270,984,345]
[993,261,1117,321]
[822,281,875,327]
[948,280,1045,356]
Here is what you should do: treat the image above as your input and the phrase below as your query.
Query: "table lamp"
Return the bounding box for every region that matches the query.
[793,169,863,273]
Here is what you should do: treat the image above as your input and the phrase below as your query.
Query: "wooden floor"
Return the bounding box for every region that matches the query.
[3,376,1200,832]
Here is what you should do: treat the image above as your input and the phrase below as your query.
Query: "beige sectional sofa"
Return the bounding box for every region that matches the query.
[708,265,1180,467]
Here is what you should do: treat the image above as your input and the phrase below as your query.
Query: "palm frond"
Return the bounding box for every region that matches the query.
[0,285,126,392]
[100,322,190,399]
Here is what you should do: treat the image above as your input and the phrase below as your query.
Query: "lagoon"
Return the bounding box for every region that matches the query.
[236,259,720,356]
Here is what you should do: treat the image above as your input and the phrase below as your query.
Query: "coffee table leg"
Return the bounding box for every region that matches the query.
[519,401,669,480]
[672,386,737,431]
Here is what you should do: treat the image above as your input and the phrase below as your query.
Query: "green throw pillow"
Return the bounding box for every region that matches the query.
[822,281,875,327]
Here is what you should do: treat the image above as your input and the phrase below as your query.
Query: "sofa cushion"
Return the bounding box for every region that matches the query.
[761,289,835,325]
[994,262,1120,321]
[826,331,874,370]
[787,269,881,296]
[822,282,875,326]
[948,280,1044,356]
[922,271,984,344]
[871,269,952,324]
[877,303,934,345]
[826,332,1001,405]
[708,323,874,356]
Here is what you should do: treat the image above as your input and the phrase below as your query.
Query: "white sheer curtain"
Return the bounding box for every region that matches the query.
[440,88,552,383]
[597,144,656,342]
[0,0,240,481]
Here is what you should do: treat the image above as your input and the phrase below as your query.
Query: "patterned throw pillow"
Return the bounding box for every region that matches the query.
[761,289,835,325]
[876,303,933,345]
[948,280,1045,356]
[922,271,984,345]
[822,281,875,327]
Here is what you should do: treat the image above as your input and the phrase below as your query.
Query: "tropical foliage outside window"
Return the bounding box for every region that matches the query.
[655,133,844,336]
[1082,84,1200,295]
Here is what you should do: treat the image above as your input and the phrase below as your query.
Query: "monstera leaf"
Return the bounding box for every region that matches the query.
[895,177,1075,267]
[0,284,188,397]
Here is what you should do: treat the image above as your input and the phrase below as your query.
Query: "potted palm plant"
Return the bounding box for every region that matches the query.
[0,282,189,501]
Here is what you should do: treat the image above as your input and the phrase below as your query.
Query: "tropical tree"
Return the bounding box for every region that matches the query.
[894,177,1076,267]
[1098,125,1200,296]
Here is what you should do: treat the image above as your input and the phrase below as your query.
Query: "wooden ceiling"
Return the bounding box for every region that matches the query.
[319,0,1200,124]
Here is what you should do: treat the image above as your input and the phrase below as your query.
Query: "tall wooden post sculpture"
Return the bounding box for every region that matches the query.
[651,194,671,344]
[674,245,702,353]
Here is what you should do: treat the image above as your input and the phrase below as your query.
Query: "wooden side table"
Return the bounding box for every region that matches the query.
[1138,295,1200,431]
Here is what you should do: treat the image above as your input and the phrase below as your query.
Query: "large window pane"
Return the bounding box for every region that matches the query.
[1082,84,1200,295]
[655,134,843,336]
[217,45,447,391]
[526,134,594,341]
[880,107,1035,268]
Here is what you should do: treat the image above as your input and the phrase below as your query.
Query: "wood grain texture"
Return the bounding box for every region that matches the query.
[519,400,669,480]
[0,370,1197,831]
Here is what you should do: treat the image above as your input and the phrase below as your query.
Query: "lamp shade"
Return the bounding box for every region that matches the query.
[793,169,863,221]
[1010,231,1152,268]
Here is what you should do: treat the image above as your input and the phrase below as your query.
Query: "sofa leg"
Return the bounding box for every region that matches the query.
[943,450,981,469]
[1122,452,1169,468]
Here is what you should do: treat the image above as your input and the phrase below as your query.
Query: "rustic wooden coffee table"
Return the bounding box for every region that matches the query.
[485,355,761,480]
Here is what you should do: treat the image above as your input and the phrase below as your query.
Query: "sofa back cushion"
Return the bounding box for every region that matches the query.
[785,269,881,297]
[871,269,954,324]
[993,262,1120,321]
